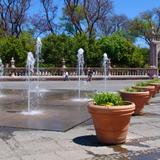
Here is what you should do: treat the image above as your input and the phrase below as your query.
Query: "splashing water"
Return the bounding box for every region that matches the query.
[77,48,85,99]
[103,53,109,91]
[35,37,42,90]
[26,52,35,112]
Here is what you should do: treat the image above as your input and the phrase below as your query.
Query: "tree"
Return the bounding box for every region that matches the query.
[0,0,31,37]
[42,34,73,67]
[97,14,130,36]
[41,33,102,67]
[98,33,148,67]
[62,0,85,36]
[0,32,34,66]
[63,0,113,38]
[30,0,57,37]
[129,7,160,46]
[72,33,102,66]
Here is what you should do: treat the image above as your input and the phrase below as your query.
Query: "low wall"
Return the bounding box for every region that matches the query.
[0,67,158,81]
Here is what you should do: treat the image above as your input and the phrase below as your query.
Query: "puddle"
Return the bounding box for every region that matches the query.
[111,145,129,153]
[0,127,14,140]
[87,148,160,160]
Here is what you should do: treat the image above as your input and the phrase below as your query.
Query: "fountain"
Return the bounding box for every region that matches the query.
[0,48,91,131]
[26,51,35,112]
[35,37,42,86]
[22,52,42,115]
[77,48,85,100]
[103,53,109,91]
[33,37,47,93]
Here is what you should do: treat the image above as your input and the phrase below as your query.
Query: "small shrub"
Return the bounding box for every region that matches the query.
[148,78,160,83]
[124,87,144,92]
[135,81,150,86]
[92,92,123,106]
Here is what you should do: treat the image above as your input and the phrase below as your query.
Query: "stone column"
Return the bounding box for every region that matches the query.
[150,42,156,67]
[62,58,66,69]
[10,57,15,68]
[61,58,67,76]
[149,40,160,77]
[10,57,15,76]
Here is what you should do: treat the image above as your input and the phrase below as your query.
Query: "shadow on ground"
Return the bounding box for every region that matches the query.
[73,135,103,147]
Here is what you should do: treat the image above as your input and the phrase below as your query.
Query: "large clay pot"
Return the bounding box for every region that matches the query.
[149,83,160,93]
[119,90,150,115]
[88,101,135,144]
[133,85,156,98]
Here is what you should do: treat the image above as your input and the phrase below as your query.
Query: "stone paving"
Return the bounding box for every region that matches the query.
[0,80,160,160]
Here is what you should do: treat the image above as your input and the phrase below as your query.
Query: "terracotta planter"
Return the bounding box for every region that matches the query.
[133,85,156,98]
[88,101,135,144]
[119,90,150,115]
[149,83,160,93]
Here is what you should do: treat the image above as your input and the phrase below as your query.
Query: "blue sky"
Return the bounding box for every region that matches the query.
[113,0,160,18]
[58,0,160,19]
[31,0,160,20]
[112,0,160,47]
[30,0,160,47]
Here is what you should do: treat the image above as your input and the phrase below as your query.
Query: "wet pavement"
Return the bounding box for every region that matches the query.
[0,80,160,160]
[0,89,91,131]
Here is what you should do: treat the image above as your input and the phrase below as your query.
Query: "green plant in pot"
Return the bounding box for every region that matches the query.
[119,87,150,115]
[133,81,156,98]
[88,92,135,145]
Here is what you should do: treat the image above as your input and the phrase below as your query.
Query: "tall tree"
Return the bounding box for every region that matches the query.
[63,0,113,38]
[97,14,130,36]
[30,0,57,37]
[129,7,160,46]
[0,0,31,37]
[62,0,85,35]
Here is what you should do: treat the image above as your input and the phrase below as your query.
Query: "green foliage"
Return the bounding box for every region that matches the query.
[135,81,150,86]
[42,34,74,67]
[0,31,149,68]
[19,32,35,53]
[129,47,149,67]
[0,32,34,66]
[92,92,123,106]
[64,4,85,21]
[124,87,144,92]
[62,3,85,35]
[135,78,160,86]
[41,33,102,67]
[129,18,149,39]
[147,78,160,83]
[128,8,160,45]
[0,27,6,38]
[72,33,102,67]
[98,33,148,67]
[153,79,160,83]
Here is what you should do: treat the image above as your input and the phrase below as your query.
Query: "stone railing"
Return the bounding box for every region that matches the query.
[109,68,158,77]
[3,67,158,79]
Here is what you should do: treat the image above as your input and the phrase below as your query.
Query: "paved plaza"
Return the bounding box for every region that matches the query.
[0,80,160,160]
